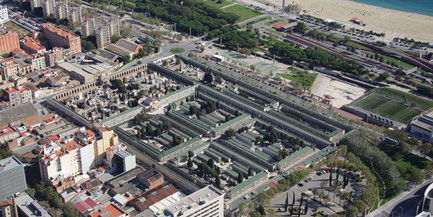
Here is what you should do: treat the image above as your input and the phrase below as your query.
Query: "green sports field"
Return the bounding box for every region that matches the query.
[222,4,263,22]
[351,88,433,124]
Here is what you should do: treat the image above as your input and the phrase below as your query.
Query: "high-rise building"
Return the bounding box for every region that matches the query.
[0,156,27,202]
[68,6,81,24]
[0,31,19,56]
[30,0,42,12]
[41,0,55,17]
[0,5,9,24]
[165,186,225,217]
[94,16,120,48]
[81,17,96,37]
[40,23,81,55]
[55,1,68,22]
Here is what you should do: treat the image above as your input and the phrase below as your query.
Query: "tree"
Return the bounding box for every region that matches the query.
[346,205,359,217]
[187,158,193,168]
[257,205,266,216]
[215,176,221,188]
[294,22,308,35]
[248,167,253,177]
[237,172,244,183]
[377,72,390,82]
[188,150,194,158]
[285,193,289,212]
[123,55,131,64]
[207,159,215,169]
[336,168,340,184]
[224,129,236,138]
[189,105,198,115]
[329,169,333,186]
[203,71,214,83]
[110,34,121,43]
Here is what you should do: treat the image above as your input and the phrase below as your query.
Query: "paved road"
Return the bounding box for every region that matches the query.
[368,179,433,217]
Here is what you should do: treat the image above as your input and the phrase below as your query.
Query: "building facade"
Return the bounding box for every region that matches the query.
[2,87,33,107]
[0,5,9,24]
[44,47,69,67]
[41,0,55,17]
[40,23,81,55]
[0,157,27,202]
[0,31,19,56]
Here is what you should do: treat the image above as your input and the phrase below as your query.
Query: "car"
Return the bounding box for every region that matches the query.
[298,183,304,187]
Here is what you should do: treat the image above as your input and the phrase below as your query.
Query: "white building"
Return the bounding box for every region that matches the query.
[165,186,225,217]
[0,5,9,24]
[30,0,42,12]
[42,0,55,17]
[68,6,81,24]
[81,17,96,37]
[39,128,119,187]
[94,16,120,48]
[55,1,69,22]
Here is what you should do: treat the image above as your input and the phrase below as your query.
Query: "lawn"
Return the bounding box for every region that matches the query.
[345,40,371,51]
[246,16,271,25]
[200,0,233,8]
[351,88,433,123]
[222,4,263,22]
[280,68,317,90]
[261,27,284,36]
[381,54,416,69]
[265,19,283,26]
[170,47,186,54]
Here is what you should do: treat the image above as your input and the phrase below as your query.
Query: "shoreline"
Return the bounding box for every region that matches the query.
[259,0,433,43]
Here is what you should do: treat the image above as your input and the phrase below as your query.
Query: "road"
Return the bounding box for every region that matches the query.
[368,179,433,217]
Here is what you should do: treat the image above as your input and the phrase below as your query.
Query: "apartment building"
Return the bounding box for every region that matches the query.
[2,87,33,107]
[55,1,68,21]
[0,156,27,202]
[26,54,46,71]
[0,31,19,56]
[30,0,42,12]
[95,16,120,48]
[0,58,18,78]
[165,186,225,217]
[41,0,56,17]
[68,6,81,24]
[39,128,119,187]
[44,47,69,67]
[21,36,46,54]
[81,17,96,37]
[40,23,81,55]
[0,5,9,24]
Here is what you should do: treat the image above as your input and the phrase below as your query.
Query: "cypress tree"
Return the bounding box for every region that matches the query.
[285,193,289,212]
[329,169,333,186]
[336,168,340,184]
[305,199,309,215]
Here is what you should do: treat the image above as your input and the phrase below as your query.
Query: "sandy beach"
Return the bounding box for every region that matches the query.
[257,0,433,43]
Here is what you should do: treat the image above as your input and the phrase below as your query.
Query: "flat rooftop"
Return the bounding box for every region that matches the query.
[15,192,54,217]
[0,156,23,172]
[165,186,223,215]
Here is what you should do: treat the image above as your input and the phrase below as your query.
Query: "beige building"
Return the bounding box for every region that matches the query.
[2,87,33,107]
[27,55,46,71]
[30,0,42,11]
[94,16,120,48]
[44,47,69,67]
[41,23,81,55]
[0,58,19,79]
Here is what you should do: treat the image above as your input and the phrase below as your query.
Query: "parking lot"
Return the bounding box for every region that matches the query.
[271,169,364,216]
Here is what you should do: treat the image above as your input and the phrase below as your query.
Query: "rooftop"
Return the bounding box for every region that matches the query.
[165,186,223,215]
[0,156,23,173]
[14,192,54,217]
[40,23,78,39]
[89,204,124,217]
